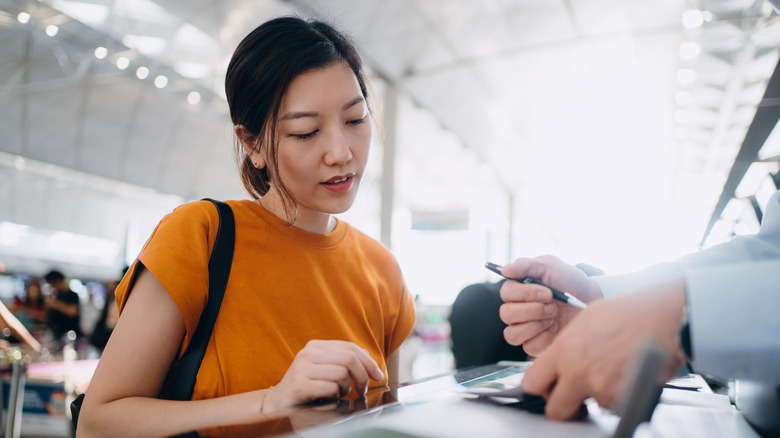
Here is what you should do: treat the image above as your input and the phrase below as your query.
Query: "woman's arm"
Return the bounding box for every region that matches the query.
[78,266,384,437]
[77,267,269,437]
[386,351,400,388]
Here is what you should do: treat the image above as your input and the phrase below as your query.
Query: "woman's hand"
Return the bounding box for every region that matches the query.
[499,255,603,355]
[263,340,384,412]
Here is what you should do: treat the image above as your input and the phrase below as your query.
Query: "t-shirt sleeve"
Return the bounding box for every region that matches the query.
[385,275,416,356]
[114,200,219,354]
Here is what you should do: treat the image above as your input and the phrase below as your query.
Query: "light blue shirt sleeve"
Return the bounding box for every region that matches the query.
[685,260,780,385]
[593,190,780,384]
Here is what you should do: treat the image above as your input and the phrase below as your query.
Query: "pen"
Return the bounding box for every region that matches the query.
[485,262,587,309]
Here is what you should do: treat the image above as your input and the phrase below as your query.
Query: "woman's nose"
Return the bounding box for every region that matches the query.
[323,129,352,165]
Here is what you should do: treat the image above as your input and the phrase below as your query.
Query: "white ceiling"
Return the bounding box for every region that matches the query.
[2,0,780,291]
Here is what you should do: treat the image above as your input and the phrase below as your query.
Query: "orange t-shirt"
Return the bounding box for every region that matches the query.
[115,200,416,400]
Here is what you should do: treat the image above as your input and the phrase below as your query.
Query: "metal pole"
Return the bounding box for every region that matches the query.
[5,362,27,438]
[380,83,398,250]
[507,193,514,261]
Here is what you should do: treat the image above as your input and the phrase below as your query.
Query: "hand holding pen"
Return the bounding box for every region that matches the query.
[489,256,604,355]
[486,262,587,309]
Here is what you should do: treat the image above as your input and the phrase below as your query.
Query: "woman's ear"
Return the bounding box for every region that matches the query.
[235,125,266,169]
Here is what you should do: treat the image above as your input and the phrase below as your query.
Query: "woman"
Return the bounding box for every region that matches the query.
[10,278,47,331]
[78,17,415,437]
[88,280,119,352]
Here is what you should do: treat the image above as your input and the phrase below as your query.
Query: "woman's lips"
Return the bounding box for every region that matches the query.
[321,174,354,193]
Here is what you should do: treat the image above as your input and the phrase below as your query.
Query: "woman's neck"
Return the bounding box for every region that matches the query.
[257,191,336,235]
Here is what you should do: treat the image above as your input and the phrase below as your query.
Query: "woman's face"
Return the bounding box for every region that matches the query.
[258,62,371,226]
[27,283,42,300]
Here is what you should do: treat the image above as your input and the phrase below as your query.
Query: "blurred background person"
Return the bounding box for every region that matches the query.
[44,269,81,342]
[0,299,42,352]
[9,278,47,337]
[88,279,119,353]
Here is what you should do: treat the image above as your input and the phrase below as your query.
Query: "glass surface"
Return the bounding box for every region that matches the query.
[196,363,531,437]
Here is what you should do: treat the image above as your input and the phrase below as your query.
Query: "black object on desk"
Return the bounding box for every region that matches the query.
[449,280,528,368]
[612,342,667,438]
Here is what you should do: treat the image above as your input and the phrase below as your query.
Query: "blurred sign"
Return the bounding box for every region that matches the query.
[1,379,69,437]
[411,210,469,231]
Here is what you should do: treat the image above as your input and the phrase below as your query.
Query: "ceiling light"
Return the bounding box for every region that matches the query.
[676,69,697,85]
[187,91,201,105]
[175,62,211,79]
[94,46,108,59]
[702,11,713,22]
[154,75,168,88]
[679,42,701,61]
[682,10,704,28]
[136,66,149,79]
[122,34,167,56]
[45,25,59,37]
[53,2,109,27]
[17,12,30,24]
[675,91,692,106]
[116,57,130,70]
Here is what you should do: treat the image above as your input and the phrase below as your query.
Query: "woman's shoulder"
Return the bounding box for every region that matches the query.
[343,223,386,249]
[168,199,221,218]
[161,199,252,227]
[342,224,400,267]
[171,199,258,217]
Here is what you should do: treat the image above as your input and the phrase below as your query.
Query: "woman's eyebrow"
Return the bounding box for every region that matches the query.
[280,96,365,121]
[342,96,364,111]
[280,110,317,121]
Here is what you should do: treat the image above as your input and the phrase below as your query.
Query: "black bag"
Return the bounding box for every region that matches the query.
[70,199,235,431]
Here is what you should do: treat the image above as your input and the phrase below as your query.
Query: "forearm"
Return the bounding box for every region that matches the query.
[387,351,400,388]
[593,262,683,299]
[78,390,270,438]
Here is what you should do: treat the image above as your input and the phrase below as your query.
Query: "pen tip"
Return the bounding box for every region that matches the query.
[484,262,504,277]
[569,296,587,309]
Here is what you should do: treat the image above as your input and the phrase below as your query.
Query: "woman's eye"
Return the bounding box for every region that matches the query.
[291,130,317,140]
[348,117,367,126]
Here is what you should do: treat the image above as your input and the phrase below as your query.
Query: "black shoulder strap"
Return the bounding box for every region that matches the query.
[168,199,235,401]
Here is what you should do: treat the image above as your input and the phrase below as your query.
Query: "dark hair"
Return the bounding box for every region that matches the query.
[225,16,370,222]
[25,279,44,306]
[44,270,65,283]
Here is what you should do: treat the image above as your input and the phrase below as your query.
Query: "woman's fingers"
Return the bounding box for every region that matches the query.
[283,340,384,404]
[295,379,342,401]
[310,350,371,394]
